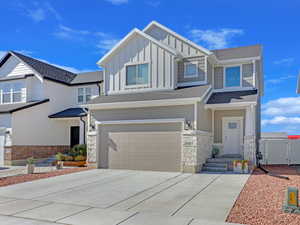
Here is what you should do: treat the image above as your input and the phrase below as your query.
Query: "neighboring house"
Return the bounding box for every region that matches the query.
[0,51,102,165]
[85,21,263,173]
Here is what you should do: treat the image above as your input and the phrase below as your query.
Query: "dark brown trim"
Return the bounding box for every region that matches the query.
[44,77,102,86]
[9,99,50,113]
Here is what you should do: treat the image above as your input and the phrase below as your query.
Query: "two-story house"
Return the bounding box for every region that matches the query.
[85,21,263,173]
[0,51,102,165]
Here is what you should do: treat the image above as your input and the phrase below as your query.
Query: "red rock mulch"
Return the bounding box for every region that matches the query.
[227,165,300,225]
[0,167,91,187]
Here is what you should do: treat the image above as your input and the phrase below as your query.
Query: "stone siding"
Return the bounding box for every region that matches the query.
[87,131,97,167]
[182,130,213,173]
[244,135,256,166]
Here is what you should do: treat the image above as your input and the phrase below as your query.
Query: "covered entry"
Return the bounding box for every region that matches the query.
[97,119,183,172]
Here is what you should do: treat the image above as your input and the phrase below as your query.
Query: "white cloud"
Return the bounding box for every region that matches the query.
[274,57,294,66]
[262,97,300,116]
[189,28,244,49]
[146,1,161,7]
[262,116,300,126]
[266,74,296,84]
[96,39,119,53]
[53,25,91,40]
[17,2,61,22]
[105,0,128,5]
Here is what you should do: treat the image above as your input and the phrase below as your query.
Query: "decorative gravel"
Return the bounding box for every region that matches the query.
[227,165,300,225]
[0,167,90,187]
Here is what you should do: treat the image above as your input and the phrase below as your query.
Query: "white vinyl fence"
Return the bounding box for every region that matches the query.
[260,139,300,165]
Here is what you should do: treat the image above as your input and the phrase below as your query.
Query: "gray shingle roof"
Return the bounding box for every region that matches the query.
[0,99,49,114]
[87,85,211,104]
[49,107,87,118]
[212,45,262,60]
[71,71,103,85]
[0,51,102,85]
[206,90,258,104]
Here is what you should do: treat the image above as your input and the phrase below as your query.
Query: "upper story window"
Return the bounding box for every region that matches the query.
[184,62,198,78]
[225,66,241,87]
[0,82,25,104]
[78,87,91,104]
[126,63,149,86]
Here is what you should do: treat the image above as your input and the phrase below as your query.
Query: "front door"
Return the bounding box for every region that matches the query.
[222,117,243,155]
[70,126,80,148]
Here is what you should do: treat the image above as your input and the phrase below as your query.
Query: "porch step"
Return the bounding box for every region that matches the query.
[202,166,227,172]
[206,157,241,163]
[218,154,242,159]
[203,163,227,168]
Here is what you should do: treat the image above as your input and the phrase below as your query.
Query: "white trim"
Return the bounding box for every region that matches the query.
[77,87,92,104]
[143,21,212,55]
[107,87,172,95]
[205,101,257,109]
[97,28,179,66]
[124,62,150,89]
[183,62,198,78]
[222,116,244,148]
[223,65,242,89]
[177,81,207,87]
[194,102,198,129]
[216,56,261,65]
[252,59,256,87]
[96,118,185,126]
[85,97,203,110]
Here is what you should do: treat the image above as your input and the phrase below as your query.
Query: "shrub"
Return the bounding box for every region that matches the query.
[74,155,86,161]
[69,144,87,157]
[64,155,74,161]
[55,152,65,161]
[212,147,220,158]
[26,157,35,165]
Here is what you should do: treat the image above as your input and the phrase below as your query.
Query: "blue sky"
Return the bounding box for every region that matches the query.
[0,0,300,134]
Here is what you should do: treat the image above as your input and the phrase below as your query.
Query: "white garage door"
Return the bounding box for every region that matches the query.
[0,128,5,166]
[98,123,182,172]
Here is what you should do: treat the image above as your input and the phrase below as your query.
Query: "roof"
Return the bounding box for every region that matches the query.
[0,99,49,114]
[212,45,262,60]
[71,71,103,85]
[0,51,102,85]
[97,28,179,66]
[87,85,211,105]
[143,21,212,55]
[206,90,258,104]
[49,107,87,118]
[261,132,288,139]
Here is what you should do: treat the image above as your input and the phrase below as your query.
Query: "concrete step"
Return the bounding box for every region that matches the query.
[203,163,227,168]
[206,158,242,163]
[202,166,227,172]
[218,154,242,159]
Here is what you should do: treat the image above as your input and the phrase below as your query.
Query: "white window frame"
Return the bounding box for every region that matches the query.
[184,62,199,78]
[77,87,92,104]
[0,82,25,105]
[125,62,150,88]
[223,64,242,89]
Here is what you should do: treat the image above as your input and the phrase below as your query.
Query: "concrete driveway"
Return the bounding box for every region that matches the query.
[0,169,248,225]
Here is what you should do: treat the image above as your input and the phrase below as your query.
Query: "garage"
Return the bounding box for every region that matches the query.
[97,121,183,172]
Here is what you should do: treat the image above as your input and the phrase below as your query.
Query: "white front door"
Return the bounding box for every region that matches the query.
[222,117,243,155]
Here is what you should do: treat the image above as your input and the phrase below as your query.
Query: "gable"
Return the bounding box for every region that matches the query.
[0,55,34,78]
[144,22,211,56]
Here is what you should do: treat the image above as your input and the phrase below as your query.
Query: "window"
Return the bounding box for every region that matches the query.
[77,87,92,104]
[228,122,238,129]
[0,82,25,104]
[184,62,198,78]
[225,66,241,87]
[126,63,149,86]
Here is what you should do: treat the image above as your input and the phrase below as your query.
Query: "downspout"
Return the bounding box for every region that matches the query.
[80,116,86,145]
[96,82,101,96]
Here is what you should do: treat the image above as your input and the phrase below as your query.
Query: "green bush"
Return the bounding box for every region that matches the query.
[69,144,87,157]
[74,155,86,161]
[212,147,220,158]
[64,155,74,161]
[26,157,35,165]
[55,152,65,161]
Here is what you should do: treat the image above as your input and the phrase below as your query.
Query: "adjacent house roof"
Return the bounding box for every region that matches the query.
[206,90,258,104]
[87,85,211,105]
[212,45,262,60]
[71,71,103,85]
[48,107,87,118]
[0,99,49,114]
[0,51,102,86]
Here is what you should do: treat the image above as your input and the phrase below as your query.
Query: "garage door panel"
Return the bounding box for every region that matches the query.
[100,123,182,172]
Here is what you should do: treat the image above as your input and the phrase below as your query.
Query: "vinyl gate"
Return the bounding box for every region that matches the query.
[260,139,300,165]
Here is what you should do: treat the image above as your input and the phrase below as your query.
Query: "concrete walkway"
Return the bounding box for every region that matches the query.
[0,169,248,225]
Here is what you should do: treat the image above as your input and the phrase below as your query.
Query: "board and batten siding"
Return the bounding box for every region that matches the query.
[145,25,205,57]
[0,56,33,78]
[213,61,259,89]
[103,34,176,94]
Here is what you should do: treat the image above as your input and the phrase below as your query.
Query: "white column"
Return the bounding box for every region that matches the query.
[79,119,85,144]
[245,105,255,136]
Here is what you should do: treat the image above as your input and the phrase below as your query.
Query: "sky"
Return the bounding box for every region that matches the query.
[0,0,299,134]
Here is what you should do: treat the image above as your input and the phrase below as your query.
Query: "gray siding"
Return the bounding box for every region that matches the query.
[145,25,205,57]
[177,56,206,83]
[103,34,175,94]
[242,63,254,87]
[214,67,224,89]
